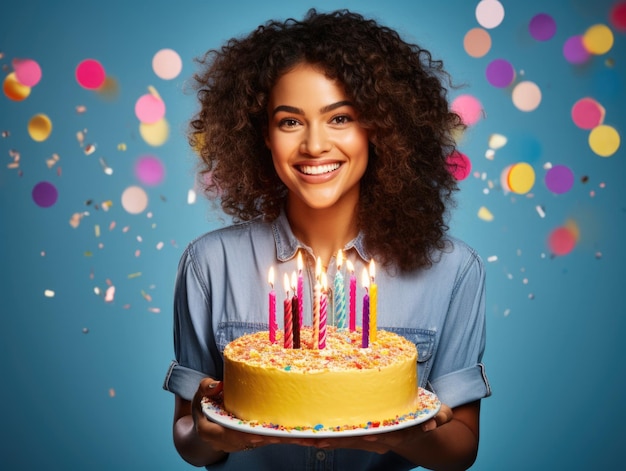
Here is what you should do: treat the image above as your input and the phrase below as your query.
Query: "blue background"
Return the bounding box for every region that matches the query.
[1,1,624,469]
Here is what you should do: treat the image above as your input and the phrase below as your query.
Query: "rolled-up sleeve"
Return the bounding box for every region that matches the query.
[428,249,491,408]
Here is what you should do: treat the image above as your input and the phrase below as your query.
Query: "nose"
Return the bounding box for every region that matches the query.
[301,123,331,156]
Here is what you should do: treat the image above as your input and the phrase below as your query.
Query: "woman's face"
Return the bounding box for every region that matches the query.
[265,63,369,213]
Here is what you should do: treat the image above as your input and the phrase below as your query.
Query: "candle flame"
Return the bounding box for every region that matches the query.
[361,267,369,289]
[283,272,290,295]
[268,266,274,288]
[369,259,376,281]
[337,249,343,270]
[291,271,298,291]
[297,251,303,272]
[322,272,328,290]
[315,256,322,279]
[346,259,354,274]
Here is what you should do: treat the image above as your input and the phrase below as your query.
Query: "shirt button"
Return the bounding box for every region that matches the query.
[316,450,326,461]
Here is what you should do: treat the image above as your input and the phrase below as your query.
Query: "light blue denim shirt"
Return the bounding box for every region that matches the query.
[163,210,491,470]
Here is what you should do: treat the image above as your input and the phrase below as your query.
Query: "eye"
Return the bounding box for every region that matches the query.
[330,115,353,125]
[278,118,301,129]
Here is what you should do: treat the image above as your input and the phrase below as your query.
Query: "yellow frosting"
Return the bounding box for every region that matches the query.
[223,326,418,428]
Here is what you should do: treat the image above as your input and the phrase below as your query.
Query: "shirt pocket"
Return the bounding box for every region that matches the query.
[215,321,267,353]
[384,327,436,389]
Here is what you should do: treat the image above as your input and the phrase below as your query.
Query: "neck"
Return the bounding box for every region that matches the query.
[286,198,359,268]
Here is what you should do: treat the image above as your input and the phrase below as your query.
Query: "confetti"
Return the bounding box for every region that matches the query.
[32,181,58,208]
[44,289,55,298]
[3,72,31,101]
[135,155,165,185]
[152,48,183,80]
[13,58,42,87]
[475,0,505,29]
[121,185,149,214]
[528,13,556,41]
[478,206,494,221]
[76,59,106,89]
[28,114,52,142]
[104,285,116,302]
[463,27,492,58]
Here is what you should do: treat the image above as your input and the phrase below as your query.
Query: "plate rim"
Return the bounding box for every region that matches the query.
[201,387,441,438]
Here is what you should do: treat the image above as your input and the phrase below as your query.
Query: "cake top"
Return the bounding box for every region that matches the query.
[224,326,416,372]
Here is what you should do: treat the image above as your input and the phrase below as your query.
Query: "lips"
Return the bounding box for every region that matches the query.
[297,163,341,176]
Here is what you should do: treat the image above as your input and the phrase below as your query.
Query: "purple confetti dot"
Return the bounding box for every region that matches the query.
[563,35,590,64]
[32,181,58,207]
[485,59,515,88]
[545,165,574,194]
[529,13,557,41]
[135,155,165,186]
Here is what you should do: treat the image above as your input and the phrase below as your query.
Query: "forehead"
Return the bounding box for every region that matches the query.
[269,63,348,105]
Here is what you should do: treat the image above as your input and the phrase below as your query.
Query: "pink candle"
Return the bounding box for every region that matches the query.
[319,273,328,349]
[283,273,293,348]
[361,268,370,348]
[297,251,304,328]
[346,260,356,332]
[291,272,300,349]
[268,267,277,343]
[313,257,321,349]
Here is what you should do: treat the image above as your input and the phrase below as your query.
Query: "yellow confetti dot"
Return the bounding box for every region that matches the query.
[139,118,169,146]
[583,24,614,55]
[507,162,535,194]
[478,206,494,221]
[44,289,55,297]
[3,72,31,101]
[28,113,52,142]
[589,124,620,157]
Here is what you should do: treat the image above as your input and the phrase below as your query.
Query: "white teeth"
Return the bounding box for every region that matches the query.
[299,163,341,175]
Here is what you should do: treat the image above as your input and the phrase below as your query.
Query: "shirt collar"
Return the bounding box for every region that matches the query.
[271,208,370,263]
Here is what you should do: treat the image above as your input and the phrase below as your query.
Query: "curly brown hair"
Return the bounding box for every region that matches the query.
[189,9,464,272]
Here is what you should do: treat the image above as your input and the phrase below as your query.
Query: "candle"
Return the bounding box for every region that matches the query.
[283,273,293,348]
[313,257,321,349]
[297,251,304,329]
[347,260,356,332]
[319,273,328,349]
[291,272,300,349]
[361,267,370,348]
[268,267,277,343]
[369,260,377,342]
[334,250,347,330]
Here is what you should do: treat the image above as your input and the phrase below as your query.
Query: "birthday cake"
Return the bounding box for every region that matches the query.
[222,326,419,429]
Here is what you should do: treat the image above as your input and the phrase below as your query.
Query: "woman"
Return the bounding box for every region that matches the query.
[163,9,490,470]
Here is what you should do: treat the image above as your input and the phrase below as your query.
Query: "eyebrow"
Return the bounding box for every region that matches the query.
[271,100,354,116]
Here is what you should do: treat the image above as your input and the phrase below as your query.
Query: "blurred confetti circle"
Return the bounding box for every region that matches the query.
[583,24,614,55]
[13,58,42,87]
[32,181,58,208]
[610,1,626,31]
[548,226,577,256]
[135,93,166,124]
[512,81,541,112]
[446,151,472,180]
[76,59,106,89]
[135,155,165,186]
[28,113,52,142]
[451,94,482,126]
[486,58,515,88]
[563,35,591,64]
[529,13,556,41]
[571,97,605,129]
[3,72,31,101]
[588,124,620,157]
[507,162,535,194]
[463,28,492,58]
[121,185,149,214]
[475,0,505,29]
[140,118,170,146]
[545,165,574,194]
[152,48,182,80]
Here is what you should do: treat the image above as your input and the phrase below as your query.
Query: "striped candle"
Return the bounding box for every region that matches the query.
[283,273,292,348]
[334,250,347,330]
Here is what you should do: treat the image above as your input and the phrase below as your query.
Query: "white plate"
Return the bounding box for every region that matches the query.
[201,387,441,438]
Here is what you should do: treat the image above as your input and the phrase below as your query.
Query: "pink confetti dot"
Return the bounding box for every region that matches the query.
[13,58,42,87]
[32,181,58,208]
[76,59,106,89]
[529,13,556,41]
[135,94,166,124]
[485,58,515,88]
[135,155,165,186]
[446,151,472,181]
[451,94,482,126]
[548,227,576,256]
[152,48,183,80]
[563,36,591,64]
[545,165,574,194]
[571,97,605,130]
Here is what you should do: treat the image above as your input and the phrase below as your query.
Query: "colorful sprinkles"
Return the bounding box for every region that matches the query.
[201,388,441,436]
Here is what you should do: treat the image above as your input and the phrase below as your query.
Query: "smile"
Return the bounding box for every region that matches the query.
[298,163,341,176]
